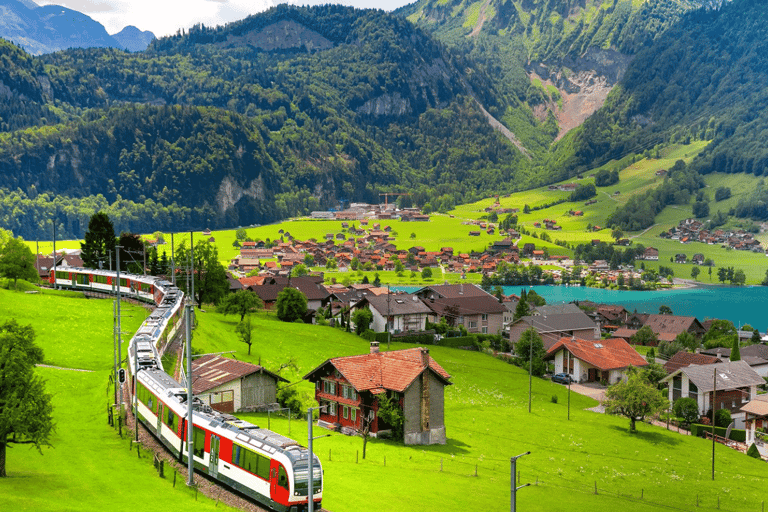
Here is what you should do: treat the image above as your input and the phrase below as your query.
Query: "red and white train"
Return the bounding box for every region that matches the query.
[51,267,323,512]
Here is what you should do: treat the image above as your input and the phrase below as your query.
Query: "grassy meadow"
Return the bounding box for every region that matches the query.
[3,287,768,511]
[193,308,768,512]
[0,287,237,512]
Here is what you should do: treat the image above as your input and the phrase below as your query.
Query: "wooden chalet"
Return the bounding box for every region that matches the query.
[304,344,452,445]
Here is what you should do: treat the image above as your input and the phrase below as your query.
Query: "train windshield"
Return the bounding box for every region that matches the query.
[293,465,322,496]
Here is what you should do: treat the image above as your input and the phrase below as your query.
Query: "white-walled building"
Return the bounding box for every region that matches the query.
[545,337,648,385]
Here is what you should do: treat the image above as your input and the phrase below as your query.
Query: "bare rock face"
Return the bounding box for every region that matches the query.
[357,92,411,116]
[219,19,333,52]
[527,48,633,139]
[215,175,266,214]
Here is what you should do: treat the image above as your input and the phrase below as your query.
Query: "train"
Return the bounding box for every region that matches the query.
[51,266,323,512]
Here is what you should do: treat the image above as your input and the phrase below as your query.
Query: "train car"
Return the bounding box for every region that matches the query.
[135,369,323,512]
[57,266,324,511]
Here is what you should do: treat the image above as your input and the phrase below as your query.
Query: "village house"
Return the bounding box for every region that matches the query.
[191,355,288,413]
[422,294,507,335]
[661,360,764,429]
[303,344,452,445]
[506,310,600,350]
[643,314,706,342]
[351,294,432,334]
[545,337,648,384]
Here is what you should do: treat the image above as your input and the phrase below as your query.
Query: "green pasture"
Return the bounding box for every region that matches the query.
[0,289,235,512]
[191,310,768,512]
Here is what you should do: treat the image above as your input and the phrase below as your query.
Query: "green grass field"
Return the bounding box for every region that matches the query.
[4,289,768,511]
[192,309,768,512]
[0,288,236,512]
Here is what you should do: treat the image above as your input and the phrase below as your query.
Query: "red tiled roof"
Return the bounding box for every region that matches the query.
[305,348,451,393]
[546,337,648,371]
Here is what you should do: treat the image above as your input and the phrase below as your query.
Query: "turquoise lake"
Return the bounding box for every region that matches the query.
[394,284,768,331]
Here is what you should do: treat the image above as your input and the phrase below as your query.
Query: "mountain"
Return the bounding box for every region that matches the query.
[0,0,130,54]
[112,26,156,52]
[0,5,531,239]
[0,2,765,241]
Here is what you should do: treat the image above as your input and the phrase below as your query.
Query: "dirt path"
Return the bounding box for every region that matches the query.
[37,364,93,372]
[469,0,491,37]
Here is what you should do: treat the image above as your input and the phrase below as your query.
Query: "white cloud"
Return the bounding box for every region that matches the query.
[34,0,415,37]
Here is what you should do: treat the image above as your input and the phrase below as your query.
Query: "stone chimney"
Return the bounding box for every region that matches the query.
[421,347,430,367]
[370,341,380,354]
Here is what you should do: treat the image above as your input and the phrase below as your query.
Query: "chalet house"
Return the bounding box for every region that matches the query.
[661,360,764,428]
[662,351,719,374]
[643,314,706,342]
[351,294,432,334]
[303,344,452,445]
[423,294,507,335]
[700,344,768,378]
[507,311,599,350]
[545,337,648,384]
[247,276,330,313]
[643,247,659,260]
[414,283,491,301]
[191,355,288,413]
[675,253,688,264]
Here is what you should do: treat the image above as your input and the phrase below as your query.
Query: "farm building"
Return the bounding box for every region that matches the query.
[304,343,452,445]
[191,354,288,413]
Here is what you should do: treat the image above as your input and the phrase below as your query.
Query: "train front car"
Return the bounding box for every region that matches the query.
[286,447,323,512]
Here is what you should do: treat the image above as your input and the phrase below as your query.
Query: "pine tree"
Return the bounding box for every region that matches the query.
[730,337,741,361]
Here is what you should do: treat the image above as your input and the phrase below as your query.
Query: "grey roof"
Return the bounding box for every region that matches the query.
[662,360,764,392]
[415,284,492,300]
[532,304,583,316]
[517,311,597,333]
[741,344,768,360]
[360,294,433,316]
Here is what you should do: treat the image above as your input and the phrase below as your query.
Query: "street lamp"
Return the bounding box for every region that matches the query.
[511,451,531,512]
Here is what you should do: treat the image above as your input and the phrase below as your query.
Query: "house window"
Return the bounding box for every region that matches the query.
[323,380,336,395]
[482,327,488,334]
[468,321,477,329]
[743,390,750,403]
[481,314,488,321]
[343,406,349,419]
[342,386,357,401]
[351,408,357,422]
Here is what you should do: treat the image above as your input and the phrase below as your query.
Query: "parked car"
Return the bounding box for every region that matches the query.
[552,373,574,385]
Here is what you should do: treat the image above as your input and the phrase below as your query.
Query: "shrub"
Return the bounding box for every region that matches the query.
[551,395,558,404]
[690,423,746,442]
[361,329,376,341]
[746,443,761,459]
[672,397,700,426]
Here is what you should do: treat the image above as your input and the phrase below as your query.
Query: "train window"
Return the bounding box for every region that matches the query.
[193,427,205,458]
[166,409,177,430]
[233,446,271,480]
[278,466,288,489]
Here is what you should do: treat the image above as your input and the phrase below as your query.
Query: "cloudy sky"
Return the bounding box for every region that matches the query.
[33,0,416,37]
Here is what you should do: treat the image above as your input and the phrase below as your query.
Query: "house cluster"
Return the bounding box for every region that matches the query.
[229,223,529,277]
[311,204,430,222]
[533,218,562,230]
[549,183,578,192]
[661,218,764,252]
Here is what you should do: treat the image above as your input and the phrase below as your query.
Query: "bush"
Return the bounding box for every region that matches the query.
[551,395,559,404]
[361,329,376,341]
[437,335,476,348]
[672,397,700,425]
[746,443,761,459]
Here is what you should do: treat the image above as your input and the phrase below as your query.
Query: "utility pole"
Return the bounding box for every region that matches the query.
[528,342,533,413]
[387,285,391,350]
[307,406,329,512]
[116,246,122,390]
[712,367,717,481]
[190,231,195,319]
[511,451,531,512]
[186,285,194,487]
[52,218,57,290]
[567,377,571,421]
[171,232,175,286]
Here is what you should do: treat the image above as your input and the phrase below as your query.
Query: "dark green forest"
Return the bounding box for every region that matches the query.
[1,1,767,239]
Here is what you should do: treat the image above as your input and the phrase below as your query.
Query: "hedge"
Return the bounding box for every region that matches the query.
[690,423,747,442]
[436,336,476,348]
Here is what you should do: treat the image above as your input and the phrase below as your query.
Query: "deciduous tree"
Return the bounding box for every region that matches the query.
[175,239,229,308]
[514,327,546,376]
[236,315,255,355]
[351,307,373,335]
[275,287,307,323]
[0,320,53,477]
[217,290,263,322]
[602,368,668,433]
[0,238,37,289]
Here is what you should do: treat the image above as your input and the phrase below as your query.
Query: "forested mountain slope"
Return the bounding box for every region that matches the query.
[0,5,530,239]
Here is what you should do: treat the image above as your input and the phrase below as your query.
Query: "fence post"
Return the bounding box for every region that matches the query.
[594,481,598,495]
[356,450,359,463]
[474,464,477,477]
[384,456,386,467]
[173,470,177,488]
[440,458,443,472]
[329,448,331,462]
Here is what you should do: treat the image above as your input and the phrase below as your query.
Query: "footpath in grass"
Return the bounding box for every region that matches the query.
[195,310,768,512]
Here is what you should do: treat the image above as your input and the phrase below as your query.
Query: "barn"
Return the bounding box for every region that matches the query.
[191,354,288,413]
